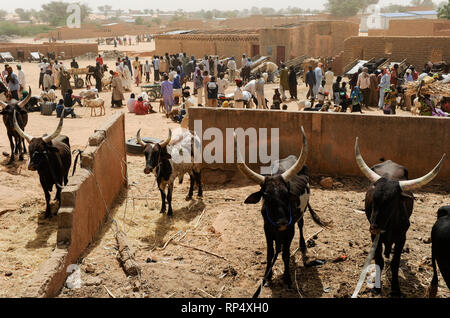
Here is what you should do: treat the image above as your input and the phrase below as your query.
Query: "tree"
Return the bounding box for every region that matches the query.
[410,0,435,7]
[135,17,144,25]
[260,7,276,15]
[98,5,112,18]
[40,1,91,26]
[326,0,379,17]
[438,0,450,18]
[0,10,7,20]
[15,8,33,21]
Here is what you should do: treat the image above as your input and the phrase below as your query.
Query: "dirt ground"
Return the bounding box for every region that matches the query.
[0,41,448,298]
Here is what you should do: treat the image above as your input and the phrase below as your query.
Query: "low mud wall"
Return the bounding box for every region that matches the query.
[0,43,98,59]
[25,113,127,297]
[188,107,450,183]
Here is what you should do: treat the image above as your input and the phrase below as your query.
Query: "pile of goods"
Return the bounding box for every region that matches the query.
[403,77,450,97]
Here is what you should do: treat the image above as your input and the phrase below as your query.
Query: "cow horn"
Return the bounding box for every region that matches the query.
[17,87,31,109]
[281,126,308,182]
[136,129,147,147]
[355,137,382,183]
[13,109,33,143]
[233,133,265,185]
[399,154,446,191]
[160,128,172,148]
[0,100,7,110]
[42,115,64,143]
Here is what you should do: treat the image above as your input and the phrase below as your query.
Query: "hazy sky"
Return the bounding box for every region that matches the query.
[2,0,416,12]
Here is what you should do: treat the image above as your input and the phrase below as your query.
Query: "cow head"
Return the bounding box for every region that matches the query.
[13,108,64,171]
[136,129,172,175]
[235,127,308,232]
[1,87,31,127]
[355,137,445,235]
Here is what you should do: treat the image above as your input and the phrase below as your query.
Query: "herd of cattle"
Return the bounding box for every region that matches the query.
[0,93,449,297]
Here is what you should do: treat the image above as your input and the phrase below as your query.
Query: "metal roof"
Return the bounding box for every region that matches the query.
[380,13,416,18]
[408,10,437,15]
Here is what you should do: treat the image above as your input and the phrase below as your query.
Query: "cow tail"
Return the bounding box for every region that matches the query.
[307,203,332,228]
[425,249,438,298]
[72,149,83,176]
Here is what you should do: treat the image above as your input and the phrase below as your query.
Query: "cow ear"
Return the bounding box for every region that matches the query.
[244,192,262,204]
[437,208,450,219]
[401,192,414,200]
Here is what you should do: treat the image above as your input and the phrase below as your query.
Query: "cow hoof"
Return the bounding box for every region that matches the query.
[371,287,382,295]
[185,196,192,201]
[389,290,403,298]
[167,212,173,217]
[19,156,24,161]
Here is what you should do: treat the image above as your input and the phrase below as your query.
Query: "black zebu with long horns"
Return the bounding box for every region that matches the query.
[137,128,203,217]
[355,138,445,297]
[0,87,31,163]
[235,127,329,290]
[14,111,71,218]
[426,205,450,298]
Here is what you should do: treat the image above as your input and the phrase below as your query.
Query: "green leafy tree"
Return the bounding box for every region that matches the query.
[152,17,162,25]
[410,0,435,7]
[15,8,33,21]
[40,1,91,26]
[135,17,144,25]
[326,0,380,17]
[438,0,450,18]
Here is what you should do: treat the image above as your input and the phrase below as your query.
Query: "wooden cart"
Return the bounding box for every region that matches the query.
[67,67,93,89]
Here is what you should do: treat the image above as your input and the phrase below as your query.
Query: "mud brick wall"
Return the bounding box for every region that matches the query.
[188,107,450,184]
[369,19,450,37]
[259,21,359,62]
[44,23,151,40]
[26,113,127,297]
[154,34,260,66]
[0,43,98,59]
[343,36,450,70]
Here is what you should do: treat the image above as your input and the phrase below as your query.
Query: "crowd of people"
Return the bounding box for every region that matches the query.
[2,50,447,122]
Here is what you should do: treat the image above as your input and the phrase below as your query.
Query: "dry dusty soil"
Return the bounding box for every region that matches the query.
[0,54,448,298]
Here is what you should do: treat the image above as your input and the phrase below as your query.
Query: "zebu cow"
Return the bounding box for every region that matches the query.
[14,112,71,218]
[0,80,7,102]
[0,89,31,163]
[235,127,329,289]
[355,138,445,296]
[426,206,450,297]
[137,128,203,216]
